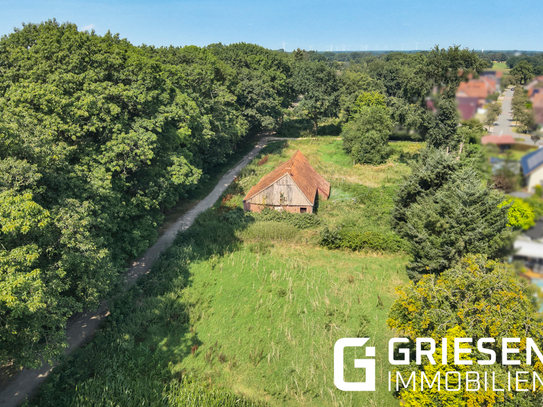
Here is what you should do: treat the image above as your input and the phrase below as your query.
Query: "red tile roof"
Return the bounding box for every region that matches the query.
[534,93,543,124]
[243,151,330,204]
[481,135,515,145]
[457,81,489,99]
[456,97,478,120]
[481,77,497,93]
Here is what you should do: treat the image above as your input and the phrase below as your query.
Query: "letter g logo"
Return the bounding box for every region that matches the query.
[334,338,376,391]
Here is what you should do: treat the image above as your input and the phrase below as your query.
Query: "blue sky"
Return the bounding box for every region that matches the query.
[1,0,542,51]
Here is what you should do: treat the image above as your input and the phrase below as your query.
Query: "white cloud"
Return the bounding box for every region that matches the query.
[82,24,95,31]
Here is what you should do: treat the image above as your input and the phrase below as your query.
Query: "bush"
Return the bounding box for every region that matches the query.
[219,207,252,227]
[319,226,408,253]
[276,118,313,137]
[387,254,543,406]
[524,195,543,219]
[487,91,500,101]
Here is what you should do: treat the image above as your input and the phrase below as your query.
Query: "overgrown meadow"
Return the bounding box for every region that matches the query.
[27,138,419,406]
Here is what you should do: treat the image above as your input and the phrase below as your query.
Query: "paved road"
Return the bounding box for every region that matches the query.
[491,88,514,137]
[0,135,294,407]
[492,88,543,147]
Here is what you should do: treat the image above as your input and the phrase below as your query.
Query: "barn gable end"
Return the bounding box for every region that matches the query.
[243,151,330,213]
[244,173,313,206]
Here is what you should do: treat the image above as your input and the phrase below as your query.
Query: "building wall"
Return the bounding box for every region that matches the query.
[527,165,543,192]
[244,174,312,207]
[243,202,313,213]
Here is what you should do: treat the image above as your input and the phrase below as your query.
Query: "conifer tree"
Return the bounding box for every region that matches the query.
[391,149,460,236]
[402,167,513,279]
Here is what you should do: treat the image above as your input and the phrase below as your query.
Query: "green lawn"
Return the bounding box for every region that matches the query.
[490,62,510,72]
[28,138,415,407]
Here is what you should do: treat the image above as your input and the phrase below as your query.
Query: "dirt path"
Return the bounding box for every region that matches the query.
[0,135,294,407]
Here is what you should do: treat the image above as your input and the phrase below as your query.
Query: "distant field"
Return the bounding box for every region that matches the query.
[490,62,510,72]
[28,138,416,407]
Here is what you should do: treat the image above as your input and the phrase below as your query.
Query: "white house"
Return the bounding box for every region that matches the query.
[521,148,543,193]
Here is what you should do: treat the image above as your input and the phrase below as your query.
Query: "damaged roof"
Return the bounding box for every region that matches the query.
[243,151,330,204]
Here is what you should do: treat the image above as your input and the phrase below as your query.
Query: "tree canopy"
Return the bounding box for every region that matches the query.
[292,61,340,133]
[392,149,514,279]
[0,21,299,367]
[342,105,392,164]
[388,255,543,406]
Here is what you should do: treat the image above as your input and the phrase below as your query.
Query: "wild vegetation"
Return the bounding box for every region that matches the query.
[26,138,413,406]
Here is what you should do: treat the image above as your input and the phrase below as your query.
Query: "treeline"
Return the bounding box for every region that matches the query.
[295,50,510,65]
[507,53,543,75]
[0,21,298,368]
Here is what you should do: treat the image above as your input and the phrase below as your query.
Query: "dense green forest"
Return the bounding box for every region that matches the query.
[0,21,297,368]
[0,19,540,375]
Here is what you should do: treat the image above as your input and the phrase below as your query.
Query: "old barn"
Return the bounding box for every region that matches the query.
[243,151,330,213]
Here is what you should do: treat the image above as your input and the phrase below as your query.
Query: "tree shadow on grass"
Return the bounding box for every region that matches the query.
[27,142,296,406]
[28,209,255,405]
[27,137,296,405]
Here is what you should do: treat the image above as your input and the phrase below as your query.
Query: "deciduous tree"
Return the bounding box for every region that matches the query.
[342,106,392,164]
[388,254,543,407]
[511,60,534,84]
[292,61,340,133]
[485,102,502,129]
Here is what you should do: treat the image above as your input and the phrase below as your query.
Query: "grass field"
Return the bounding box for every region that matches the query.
[27,138,414,407]
[490,62,510,72]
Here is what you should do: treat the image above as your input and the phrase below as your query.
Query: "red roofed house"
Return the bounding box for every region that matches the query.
[526,76,543,90]
[534,93,543,125]
[243,151,330,213]
[480,76,497,93]
[481,134,515,151]
[456,80,492,108]
[457,97,478,120]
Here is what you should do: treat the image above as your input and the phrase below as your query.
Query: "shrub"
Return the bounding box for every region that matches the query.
[387,254,543,407]
[524,195,543,219]
[500,197,535,230]
[219,207,253,227]
[487,91,500,101]
[319,226,408,253]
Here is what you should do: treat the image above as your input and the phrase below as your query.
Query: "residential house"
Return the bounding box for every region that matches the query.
[456,78,497,119]
[481,134,515,152]
[520,147,543,193]
[456,81,490,108]
[481,70,503,86]
[533,93,543,125]
[457,97,478,120]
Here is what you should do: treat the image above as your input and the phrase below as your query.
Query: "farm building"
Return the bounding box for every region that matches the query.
[243,151,330,213]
